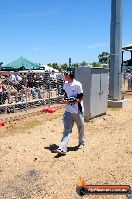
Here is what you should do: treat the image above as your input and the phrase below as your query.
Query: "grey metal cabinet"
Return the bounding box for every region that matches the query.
[75,67,109,121]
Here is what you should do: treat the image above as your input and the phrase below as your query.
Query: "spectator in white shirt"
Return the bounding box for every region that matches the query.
[50,70,57,88]
[10,70,22,92]
[11,70,22,83]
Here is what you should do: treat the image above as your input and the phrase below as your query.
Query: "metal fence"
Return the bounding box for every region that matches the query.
[0,69,130,115]
[0,70,64,114]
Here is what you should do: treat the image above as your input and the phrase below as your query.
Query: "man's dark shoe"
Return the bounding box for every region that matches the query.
[78,144,85,149]
[55,148,66,155]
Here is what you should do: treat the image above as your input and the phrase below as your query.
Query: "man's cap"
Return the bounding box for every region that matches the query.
[64,67,75,77]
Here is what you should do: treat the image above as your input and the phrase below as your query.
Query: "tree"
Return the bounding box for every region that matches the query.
[47,63,52,67]
[80,61,88,66]
[98,52,110,64]
[51,63,60,71]
[61,63,68,71]
[47,63,60,71]
[92,61,100,68]
[72,63,79,68]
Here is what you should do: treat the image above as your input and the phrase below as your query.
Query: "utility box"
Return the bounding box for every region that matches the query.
[75,67,109,121]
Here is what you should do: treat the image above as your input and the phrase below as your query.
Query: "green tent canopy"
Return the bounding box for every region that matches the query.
[1,57,40,71]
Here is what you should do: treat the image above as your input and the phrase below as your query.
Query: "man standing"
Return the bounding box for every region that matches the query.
[55,68,85,155]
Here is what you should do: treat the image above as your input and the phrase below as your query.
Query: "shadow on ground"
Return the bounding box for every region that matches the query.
[44,144,79,158]
[44,144,78,152]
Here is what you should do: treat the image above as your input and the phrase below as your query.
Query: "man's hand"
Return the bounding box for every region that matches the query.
[62,99,69,104]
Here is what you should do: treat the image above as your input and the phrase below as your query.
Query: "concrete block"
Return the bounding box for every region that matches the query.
[108,99,128,108]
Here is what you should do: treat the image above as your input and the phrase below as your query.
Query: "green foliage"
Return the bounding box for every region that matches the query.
[80,61,88,66]
[47,63,52,67]
[52,63,60,70]
[98,52,110,64]
[92,61,100,68]
[102,64,109,69]
[48,63,60,71]
[72,63,79,68]
[61,63,68,71]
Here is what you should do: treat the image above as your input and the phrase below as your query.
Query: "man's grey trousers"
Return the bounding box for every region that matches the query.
[59,111,85,152]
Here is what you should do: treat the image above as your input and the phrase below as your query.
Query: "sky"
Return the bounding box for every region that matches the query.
[0,0,132,65]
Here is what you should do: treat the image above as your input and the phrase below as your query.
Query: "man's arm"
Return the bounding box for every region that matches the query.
[76,93,84,103]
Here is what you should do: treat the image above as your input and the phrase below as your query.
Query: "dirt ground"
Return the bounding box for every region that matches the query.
[0,94,132,199]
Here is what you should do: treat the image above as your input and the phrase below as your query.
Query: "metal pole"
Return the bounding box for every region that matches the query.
[25,72,28,112]
[109,0,123,100]
[122,50,124,65]
[69,58,71,68]
[48,69,51,108]
[130,50,132,60]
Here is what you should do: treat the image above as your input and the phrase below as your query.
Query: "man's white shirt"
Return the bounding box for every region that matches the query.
[63,79,84,114]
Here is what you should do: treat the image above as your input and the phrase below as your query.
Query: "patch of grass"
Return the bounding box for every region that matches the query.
[21,120,44,131]
[0,108,64,137]
[2,119,44,135]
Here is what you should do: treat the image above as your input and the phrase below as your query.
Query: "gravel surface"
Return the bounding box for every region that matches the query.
[0,95,132,199]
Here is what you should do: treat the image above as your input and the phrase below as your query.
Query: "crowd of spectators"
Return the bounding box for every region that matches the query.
[0,70,64,105]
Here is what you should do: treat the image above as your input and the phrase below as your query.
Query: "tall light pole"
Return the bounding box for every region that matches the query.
[109,0,123,100]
